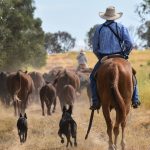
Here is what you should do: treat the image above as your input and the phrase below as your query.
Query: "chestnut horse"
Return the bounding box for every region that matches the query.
[97,57,133,150]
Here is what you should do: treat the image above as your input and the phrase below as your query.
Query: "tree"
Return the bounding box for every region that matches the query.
[44,31,76,53]
[0,0,46,70]
[136,0,150,48]
[136,0,150,21]
[137,21,150,48]
[45,33,61,53]
[86,24,99,49]
[56,31,76,52]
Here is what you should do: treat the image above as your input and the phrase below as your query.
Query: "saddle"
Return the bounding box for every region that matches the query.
[100,54,125,63]
[97,54,137,87]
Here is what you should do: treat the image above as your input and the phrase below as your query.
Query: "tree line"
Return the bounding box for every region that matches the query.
[0,0,46,70]
[0,0,149,70]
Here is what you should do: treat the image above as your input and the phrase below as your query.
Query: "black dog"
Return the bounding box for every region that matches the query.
[17,113,28,143]
[58,106,77,147]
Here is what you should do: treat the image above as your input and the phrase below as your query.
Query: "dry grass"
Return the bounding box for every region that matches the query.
[0,92,150,150]
[0,50,150,150]
[33,50,150,108]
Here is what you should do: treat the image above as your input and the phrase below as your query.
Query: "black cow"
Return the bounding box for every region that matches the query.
[58,106,77,147]
[17,113,28,143]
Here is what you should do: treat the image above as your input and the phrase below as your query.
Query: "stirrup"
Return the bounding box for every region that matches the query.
[132,101,141,109]
[90,103,101,110]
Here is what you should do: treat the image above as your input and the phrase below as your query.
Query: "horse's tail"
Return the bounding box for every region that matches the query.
[111,65,126,122]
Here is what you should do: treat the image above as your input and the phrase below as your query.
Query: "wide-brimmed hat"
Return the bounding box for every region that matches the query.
[99,6,123,20]
[80,49,85,55]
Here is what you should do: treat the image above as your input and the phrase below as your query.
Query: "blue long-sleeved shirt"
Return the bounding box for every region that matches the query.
[93,21,134,58]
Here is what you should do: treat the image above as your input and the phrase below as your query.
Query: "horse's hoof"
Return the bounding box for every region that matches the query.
[61,139,64,143]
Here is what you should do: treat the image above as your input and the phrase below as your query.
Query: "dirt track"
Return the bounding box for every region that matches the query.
[0,90,150,150]
[1,51,150,150]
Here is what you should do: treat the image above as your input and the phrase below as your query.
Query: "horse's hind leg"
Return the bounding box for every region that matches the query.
[121,120,126,150]
[102,107,115,150]
[113,110,121,148]
[121,106,130,150]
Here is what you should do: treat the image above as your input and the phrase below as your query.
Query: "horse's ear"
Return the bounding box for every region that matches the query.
[67,105,72,115]
[63,106,67,113]
[20,113,22,117]
[24,113,27,119]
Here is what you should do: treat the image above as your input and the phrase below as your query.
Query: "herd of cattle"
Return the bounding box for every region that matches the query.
[0,67,92,116]
[1,67,93,146]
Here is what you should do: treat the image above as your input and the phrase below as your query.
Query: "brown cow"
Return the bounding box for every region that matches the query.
[96,58,133,150]
[7,70,34,116]
[54,69,80,93]
[28,71,45,102]
[43,66,64,82]
[0,72,11,106]
[54,70,80,111]
[40,83,57,116]
[59,85,76,110]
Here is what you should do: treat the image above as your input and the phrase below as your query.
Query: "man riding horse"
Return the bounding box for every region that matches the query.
[90,6,141,110]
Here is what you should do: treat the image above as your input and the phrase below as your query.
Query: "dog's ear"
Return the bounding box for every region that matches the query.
[20,113,22,117]
[67,105,72,115]
[63,106,67,113]
[24,70,28,74]
[24,113,27,119]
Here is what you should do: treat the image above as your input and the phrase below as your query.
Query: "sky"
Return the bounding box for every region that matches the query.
[34,0,143,49]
